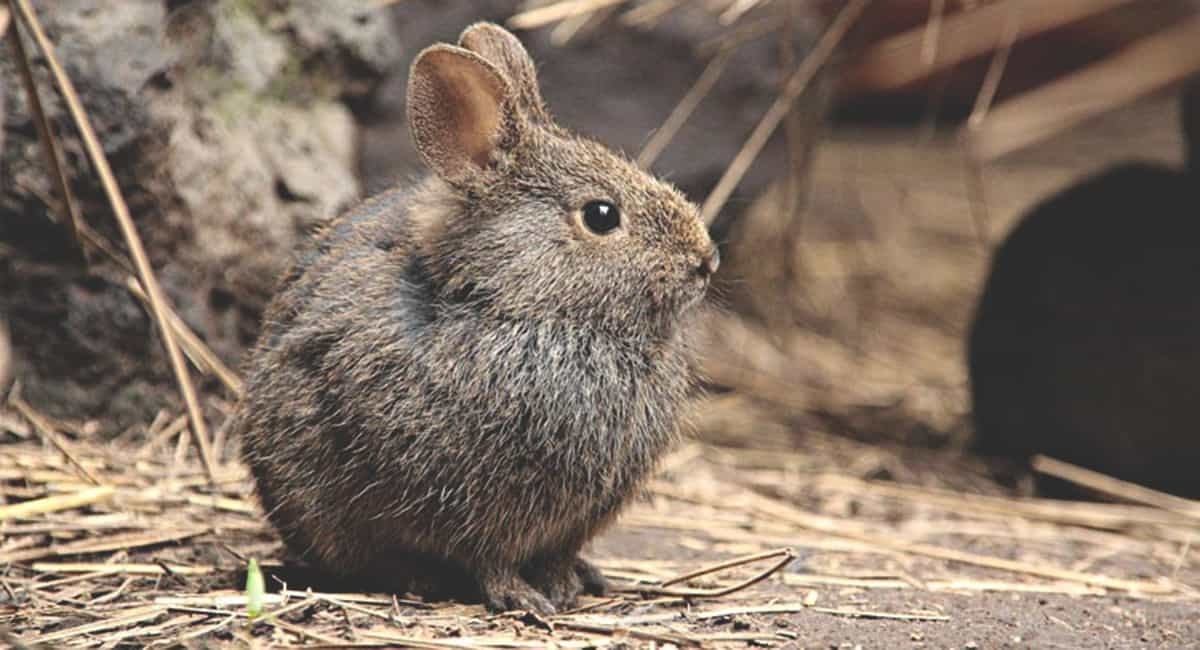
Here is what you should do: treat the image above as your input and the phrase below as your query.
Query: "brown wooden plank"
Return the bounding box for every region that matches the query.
[846,0,1139,92]
[965,14,1200,160]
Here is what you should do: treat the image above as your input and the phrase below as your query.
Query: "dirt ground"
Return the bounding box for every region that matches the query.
[593,527,1200,649]
[1,423,1197,648]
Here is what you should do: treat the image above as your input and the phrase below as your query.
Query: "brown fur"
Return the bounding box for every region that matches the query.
[234,23,717,614]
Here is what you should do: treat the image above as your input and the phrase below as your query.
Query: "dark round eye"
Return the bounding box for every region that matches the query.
[581,201,621,235]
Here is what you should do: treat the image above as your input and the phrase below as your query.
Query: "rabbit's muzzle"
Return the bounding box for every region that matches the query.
[696,245,720,278]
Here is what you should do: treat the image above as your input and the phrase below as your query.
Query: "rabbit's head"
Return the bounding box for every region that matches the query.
[405,23,717,338]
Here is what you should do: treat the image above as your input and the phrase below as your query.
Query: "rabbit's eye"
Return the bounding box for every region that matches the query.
[581,201,621,235]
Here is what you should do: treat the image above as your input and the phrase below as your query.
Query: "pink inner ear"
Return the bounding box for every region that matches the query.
[441,62,504,169]
[410,48,509,177]
[410,44,513,181]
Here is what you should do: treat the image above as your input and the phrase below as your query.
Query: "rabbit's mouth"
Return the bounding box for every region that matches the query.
[680,276,711,309]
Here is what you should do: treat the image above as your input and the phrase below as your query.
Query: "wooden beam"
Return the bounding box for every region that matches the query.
[846,0,1139,92]
[964,13,1200,161]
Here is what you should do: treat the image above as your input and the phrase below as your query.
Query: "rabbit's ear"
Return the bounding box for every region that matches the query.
[407,44,517,184]
[459,23,548,122]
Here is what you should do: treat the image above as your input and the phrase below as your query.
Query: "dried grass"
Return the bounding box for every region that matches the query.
[0,404,1196,647]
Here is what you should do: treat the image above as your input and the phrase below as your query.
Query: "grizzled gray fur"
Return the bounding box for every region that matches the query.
[234,23,717,614]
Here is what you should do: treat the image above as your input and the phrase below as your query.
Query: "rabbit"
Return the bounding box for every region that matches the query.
[234,23,719,614]
[968,77,1200,498]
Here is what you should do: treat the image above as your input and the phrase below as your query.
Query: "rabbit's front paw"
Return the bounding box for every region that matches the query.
[574,557,609,597]
[525,555,609,609]
[526,558,583,611]
[479,568,556,615]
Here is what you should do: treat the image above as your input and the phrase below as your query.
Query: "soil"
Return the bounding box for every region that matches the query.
[591,529,1200,649]
[2,425,1196,648]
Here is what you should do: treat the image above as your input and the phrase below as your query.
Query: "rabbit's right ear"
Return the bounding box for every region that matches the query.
[407,44,517,184]
[459,23,548,122]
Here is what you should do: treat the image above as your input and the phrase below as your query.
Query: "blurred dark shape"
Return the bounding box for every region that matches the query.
[968,78,1200,498]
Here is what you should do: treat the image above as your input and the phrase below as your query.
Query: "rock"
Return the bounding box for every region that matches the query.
[0,0,396,425]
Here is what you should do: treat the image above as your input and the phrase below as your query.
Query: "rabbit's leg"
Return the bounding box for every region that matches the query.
[523,553,583,610]
[524,552,609,609]
[573,556,609,596]
[477,564,555,615]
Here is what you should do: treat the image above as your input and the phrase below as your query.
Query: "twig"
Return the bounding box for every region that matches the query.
[356,631,512,649]
[135,414,190,458]
[920,0,946,66]
[625,547,795,599]
[0,486,114,520]
[549,6,616,45]
[315,594,402,624]
[966,1,1022,130]
[620,0,685,26]
[0,527,209,564]
[30,605,166,645]
[632,557,794,599]
[962,145,992,246]
[719,0,764,25]
[269,618,346,645]
[31,562,215,576]
[5,12,87,262]
[554,620,699,646]
[746,492,1178,595]
[9,392,102,485]
[125,277,244,397]
[509,0,629,30]
[0,320,9,403]
[698,0,868,225]
[281,590,402,607]
[585,601,947,625]
[1032,456,1200,521]
[9,0,218,484]
[808,606,950,622]
[638,50,732,169]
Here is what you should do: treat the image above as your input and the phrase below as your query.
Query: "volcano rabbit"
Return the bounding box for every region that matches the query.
[234,23,718,613]
[969,78,1200,497]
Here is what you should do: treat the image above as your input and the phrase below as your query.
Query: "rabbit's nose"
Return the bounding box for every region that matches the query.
[697,245,720,277]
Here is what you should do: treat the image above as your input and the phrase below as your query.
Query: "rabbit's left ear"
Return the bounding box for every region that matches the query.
[459,23,548,122]
[407,44,519,184]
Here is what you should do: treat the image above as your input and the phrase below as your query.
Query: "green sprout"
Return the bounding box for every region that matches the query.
[245,557,265,620]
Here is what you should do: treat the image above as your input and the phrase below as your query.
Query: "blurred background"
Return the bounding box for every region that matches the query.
[3,0,1200,498]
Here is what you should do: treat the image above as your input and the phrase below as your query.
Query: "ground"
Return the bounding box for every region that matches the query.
[0,417,1196,648]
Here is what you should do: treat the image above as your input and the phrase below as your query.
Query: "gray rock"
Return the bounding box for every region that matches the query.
[0,0,394,425]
